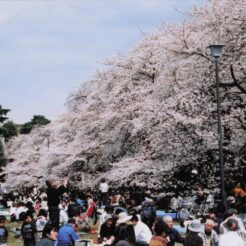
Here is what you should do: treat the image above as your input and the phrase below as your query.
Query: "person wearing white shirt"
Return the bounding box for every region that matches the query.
[220,208,246,235]
[15,203,27,220]
[58,201,69,227]
[130,214,152,245]
[99,178,109,207]
[219,218,244,246]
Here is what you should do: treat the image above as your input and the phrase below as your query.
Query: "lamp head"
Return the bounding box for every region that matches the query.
[209,44,224,58]
[191,169,198,175]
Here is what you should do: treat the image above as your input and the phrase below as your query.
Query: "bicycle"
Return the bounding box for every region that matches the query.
[177,199,213,221]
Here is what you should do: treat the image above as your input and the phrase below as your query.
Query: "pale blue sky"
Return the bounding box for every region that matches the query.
[0,0,205,124]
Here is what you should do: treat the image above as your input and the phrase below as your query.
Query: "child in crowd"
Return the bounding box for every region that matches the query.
[21,213,37,246]
[0,215,8,246]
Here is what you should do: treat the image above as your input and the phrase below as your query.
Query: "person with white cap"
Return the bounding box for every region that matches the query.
[117,212,133,225]
[184,220,205,246]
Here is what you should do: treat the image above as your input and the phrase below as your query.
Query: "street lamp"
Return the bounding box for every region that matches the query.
[209,44,227,207]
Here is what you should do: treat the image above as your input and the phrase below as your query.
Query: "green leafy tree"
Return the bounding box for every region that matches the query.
[32,115,51,125]
[0,127,8,137]
[0,105,10,124]
[19,122,34,134]
[20,115,51,134]
[2,121,18,139]
[0,141,6,167]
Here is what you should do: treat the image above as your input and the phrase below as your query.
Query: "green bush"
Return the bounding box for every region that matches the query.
[20,115,51,134]
[2,121,18,139]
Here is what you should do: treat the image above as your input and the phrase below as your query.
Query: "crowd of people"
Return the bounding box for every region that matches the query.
[0,178,244,246]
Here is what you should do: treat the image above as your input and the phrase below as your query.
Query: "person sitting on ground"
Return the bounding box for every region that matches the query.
[114,223,136,246]
[99,205,114,231]
[163,215,184,246]
[59,201,69,227]
[34,200,42,216]
[36,209,48,232]
[99,217,116,245]
[113,209,126,225]
[0,215,8,246]
[130,214,152,245]
[233,184,246,200]
[21,212,37,246]
[203,208,221,234]
[220,208,246,235]
[25,202,36,220]
[110,191,125,208]
[218,218,244,246]
[16,202,28,221]
[141,197,156,229]
[193,185,214,206]
[203,219,219,246]
[184,220,204,246]
[37,224,58,246]
[149,220,168,246]
[57,218,79,246]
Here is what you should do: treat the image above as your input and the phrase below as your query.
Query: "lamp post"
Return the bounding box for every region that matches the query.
[209,44,227,207]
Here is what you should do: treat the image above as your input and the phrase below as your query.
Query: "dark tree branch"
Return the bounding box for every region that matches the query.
[230,64,246,94]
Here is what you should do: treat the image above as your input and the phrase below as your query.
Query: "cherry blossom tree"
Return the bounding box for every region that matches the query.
[2,0,246,194]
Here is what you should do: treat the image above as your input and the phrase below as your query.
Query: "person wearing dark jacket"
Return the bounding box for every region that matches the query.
[99,217,116,243]
[21,213,37,246]
[46,178,67,229]
[163,216,184,246]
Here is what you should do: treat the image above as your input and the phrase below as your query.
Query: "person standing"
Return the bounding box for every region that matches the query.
[99,178,109,207]
[21,213,37,246]
[46,178,67,229]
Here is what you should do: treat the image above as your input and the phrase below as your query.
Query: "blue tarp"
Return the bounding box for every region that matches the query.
[156,210,177,219]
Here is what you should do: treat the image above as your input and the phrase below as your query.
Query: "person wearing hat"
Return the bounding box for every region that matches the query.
[46,178,68,229]
[117,212,133,225]
[184,220,204,246]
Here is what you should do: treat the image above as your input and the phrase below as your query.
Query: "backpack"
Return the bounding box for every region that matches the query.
[141,201,156,221]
